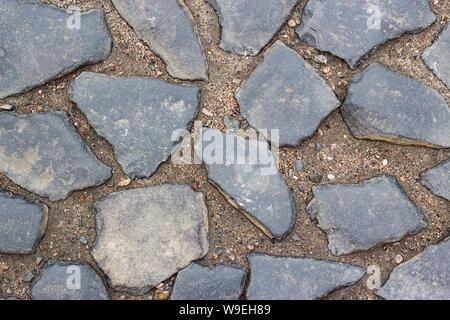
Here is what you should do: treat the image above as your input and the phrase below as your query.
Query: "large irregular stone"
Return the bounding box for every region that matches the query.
[0,112,111,201]
[376,238,450,300]
[422,23,450,88]
[206,0,297,56]
[236,41,340,146]
[419,159,450,201]
[247,254,365,300]
[0,190,48,254]
[171,263,246,300]
[0,0,112,99]
[29,260,109,300]
[92,184,209,294]
[306,175,427,256]
[296,0,435,68]
[194,128,295,239]
[342,63,450,148]
[111,0,207,80]
[68,72,199,179]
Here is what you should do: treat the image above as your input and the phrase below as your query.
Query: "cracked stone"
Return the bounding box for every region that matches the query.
[236,41,340,146]
[296,0,436,68]
[68,72,200,179]
[418,159,450,201]
[422,23,450,88]
[92,184,209,295]
[247,253,365,300]
[206,0,297,56]
[342,63,450,148]
[171,263,246,300]
[0,112,111,201]
[306,175,427,256]
[0,0,112,99]
[111,0,208,80]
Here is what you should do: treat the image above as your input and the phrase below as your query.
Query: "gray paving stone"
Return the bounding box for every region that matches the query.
[92,184,209,294]
[419,159,450,201]
[29,260,109,300]
[247,254,365,300]
[376,238,450,300]
[342,63,450,148]
[206,0,297,56]
[194,128,295,239]
[423,23,450,88]
[111,0,207,80]
[171,263,246,300]
[296,0,435,68]
[0,190,48,254]
[68,72,200,179]
[0,112,111,201]
[236,41,340,146]
[306,175,427,256]
[0,0,112,99]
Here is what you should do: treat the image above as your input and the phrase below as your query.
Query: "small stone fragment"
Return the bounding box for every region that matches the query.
[223,115,241,132]
[295,159,304,171]
[297,184,305,193]
[79,236,88,245]
[418,159,449,201]
[422,23,450,88]
[314,55,328,64]
[327,174,335,181]
[309,172,322,183]
[0,104,13,111]
[23,272,35,283]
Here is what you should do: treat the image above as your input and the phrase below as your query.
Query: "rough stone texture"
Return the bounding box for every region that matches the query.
[376,238,450,300]
[194,128,295,239]
[236,41,340,146]
[92,184,209,294]
[29,260,109,300]
[206,0,297,56]
[247,254,365,300]
[306,175,427,256]
[296,0,436,68]
[423,23,450,88]
[68,72,200,179]
[0,0,112,99]
[342,63,450,148]
[419,159,450,201]
[111,0,207,80]
[171,263,246,300]
[0,112,111,201]
[0,190,48,254]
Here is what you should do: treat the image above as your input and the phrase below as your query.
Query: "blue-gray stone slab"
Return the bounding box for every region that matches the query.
[423,23,450,88]
[419,159,450,201]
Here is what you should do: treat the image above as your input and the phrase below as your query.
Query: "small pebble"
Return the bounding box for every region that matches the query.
[295,159,304,171]
[202,108,213,117]
[23,272,35,282]
[395,254,403,264]
[297,184,305,193]
[288,19,296,28]
[79,235,88,244]
[315,142,322,151]
[382,159,388,166]
[0,104,14,111]
[309,172,322,183]
[291,233,301,241]
[314,55,328,64]
[327,174,335,181]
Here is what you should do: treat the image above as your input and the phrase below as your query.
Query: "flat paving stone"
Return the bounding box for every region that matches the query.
[0,190,48,254]
[236,41,340,146]
[376,238,450,300]
[171,263,246,300]
[29,260,109,300]
[194,128,295,239]
[306,175,427,256]
[418,159,450,201]
[0,0,112,99]
[206,0,297,56]
[68,72,200,179]
[92,184,209,294]
[342,63,450,148]
[296,0,435,68]
[111,0,207,80]
[247,254,365,300]
[0,112,111,201]
[423,23,450,88]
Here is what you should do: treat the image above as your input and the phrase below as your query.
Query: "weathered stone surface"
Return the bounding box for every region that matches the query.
[0,0,112,99]
[194,128,295,239]
[206,0,297,56]
[376,238,450,300]
[0,190,48,254]
[0,112,111,201]
[92,184,209,294]
[68,72,199,178]
[247,254,365,300]
[423,24,450,88]
[342,63,450,148]
[236,41,340,146]
[171,263,246,300]
[29,260,109,300]
[419,159,450,201]
[111,0,207,80]
[296,0,435,68]
[306,175,427,256]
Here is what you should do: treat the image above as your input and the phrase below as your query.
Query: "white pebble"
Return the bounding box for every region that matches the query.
[327,174,335,180]
[382,159,388,166]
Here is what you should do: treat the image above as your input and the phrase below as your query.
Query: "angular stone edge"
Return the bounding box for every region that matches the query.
[418,158,450,201]
[422,23,449,89]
